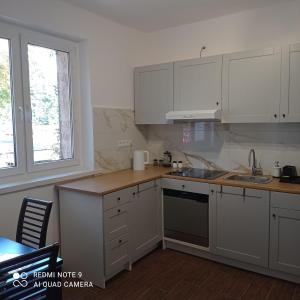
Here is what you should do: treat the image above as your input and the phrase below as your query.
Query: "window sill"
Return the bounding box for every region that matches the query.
[0,169,103,196]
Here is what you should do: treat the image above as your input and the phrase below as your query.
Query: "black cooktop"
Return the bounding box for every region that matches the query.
[167,168,227,180]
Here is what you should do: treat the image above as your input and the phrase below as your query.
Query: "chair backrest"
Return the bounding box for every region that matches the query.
[0,243,59,300]
[16,198,53,249]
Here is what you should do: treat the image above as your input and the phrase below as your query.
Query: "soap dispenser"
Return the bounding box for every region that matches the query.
[273,161,281,178]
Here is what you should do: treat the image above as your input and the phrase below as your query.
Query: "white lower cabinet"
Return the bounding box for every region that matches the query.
[103,203,130,277]
[211,186,269,267]
[105,233,129,276]
[59,180,161,289]
[270,192,300,276]
[129,181,162,262]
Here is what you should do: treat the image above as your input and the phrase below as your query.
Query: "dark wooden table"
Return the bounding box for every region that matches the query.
[0,236,63,299]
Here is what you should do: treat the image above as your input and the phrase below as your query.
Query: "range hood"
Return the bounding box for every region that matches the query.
[165,109,221,121]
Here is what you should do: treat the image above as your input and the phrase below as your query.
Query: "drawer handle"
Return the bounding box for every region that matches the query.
[182,185,185,189]
[118,209,121,214]
[118,239,122,244]
[132,192,136,196]
[117,197,121,201]
[272,213,276,219]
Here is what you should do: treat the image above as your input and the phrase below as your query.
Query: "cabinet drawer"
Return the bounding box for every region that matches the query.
[271,192,300,210]
[105,234,129,275]
[103,186,137,211]
[222,186,269,198]
[104,204,128,241]
[161,178,209,194]
[139,180,156,192]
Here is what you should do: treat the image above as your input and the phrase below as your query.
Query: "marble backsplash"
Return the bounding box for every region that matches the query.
[93,107,148,172]
[93,107,300,175]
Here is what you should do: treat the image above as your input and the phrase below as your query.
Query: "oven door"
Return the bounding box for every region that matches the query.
[163,189,209,247]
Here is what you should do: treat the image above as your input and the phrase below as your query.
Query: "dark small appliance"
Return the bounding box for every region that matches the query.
[282,165,297,177]
[280,165,300,184]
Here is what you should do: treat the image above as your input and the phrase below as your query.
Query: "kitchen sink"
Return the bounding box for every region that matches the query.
[226,174,272,184]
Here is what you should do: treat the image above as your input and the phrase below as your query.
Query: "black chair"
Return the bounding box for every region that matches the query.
[0,243,59,300]
[16,198,53,249]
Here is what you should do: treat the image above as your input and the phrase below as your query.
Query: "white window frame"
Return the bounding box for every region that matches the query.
[0,23,26,178]
[20,30,80,172]
[0,21,81,177]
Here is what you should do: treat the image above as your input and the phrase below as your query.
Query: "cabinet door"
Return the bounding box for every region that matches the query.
[222,48,281,123]
[280,44,300,122]
[270,207,300,276]
[129,184,162,261]
[211,187,269,267]
[134,63,173,124]
[174,56,222,111]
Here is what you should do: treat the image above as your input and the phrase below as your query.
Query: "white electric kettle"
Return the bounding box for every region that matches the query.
[133,150,149,171]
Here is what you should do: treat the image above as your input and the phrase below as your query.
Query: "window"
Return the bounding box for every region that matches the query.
[0,38,15,169]
[27,45,73,164]
[0,22,79,177]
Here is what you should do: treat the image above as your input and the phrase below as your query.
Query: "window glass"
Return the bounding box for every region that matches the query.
[0,38,16,169]
[27,44,73,164]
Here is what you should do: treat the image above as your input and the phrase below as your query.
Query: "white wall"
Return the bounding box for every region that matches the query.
[143,0,300,64]
[0,185,59,243]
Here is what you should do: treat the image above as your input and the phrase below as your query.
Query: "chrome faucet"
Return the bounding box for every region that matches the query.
[248,149,262,176]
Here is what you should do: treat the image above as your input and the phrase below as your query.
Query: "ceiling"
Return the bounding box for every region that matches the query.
[60,0,293,32]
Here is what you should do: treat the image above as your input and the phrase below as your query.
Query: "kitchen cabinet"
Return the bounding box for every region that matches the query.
[129,180,162,262]
[270,192,300,276]
[103,190,132,276]
[134,63,173,124]
[59,180,162,288]
[280,43,300,122]
[211,186,269,267]
[222,48,282,123]
[174,56,222,111]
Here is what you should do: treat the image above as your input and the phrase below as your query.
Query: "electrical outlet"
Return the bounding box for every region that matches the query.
[118,139,132,148]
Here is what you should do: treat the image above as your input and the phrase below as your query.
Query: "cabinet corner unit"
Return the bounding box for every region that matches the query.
[58,179,162,288]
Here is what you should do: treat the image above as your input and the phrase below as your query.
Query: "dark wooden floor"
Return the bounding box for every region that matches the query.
[62,249,300,300]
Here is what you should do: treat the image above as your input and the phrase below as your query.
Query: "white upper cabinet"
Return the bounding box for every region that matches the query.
[174,56,222,111]
[222,48,282,123]
[134,63,173,124]
[280,43,300,122]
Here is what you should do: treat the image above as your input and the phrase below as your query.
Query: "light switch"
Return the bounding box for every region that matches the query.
[118,139,132,148]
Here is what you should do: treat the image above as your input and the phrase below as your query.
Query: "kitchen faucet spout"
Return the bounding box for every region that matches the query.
[248,149,262,176]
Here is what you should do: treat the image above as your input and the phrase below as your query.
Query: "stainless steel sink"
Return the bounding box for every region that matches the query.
[226,174,272,184]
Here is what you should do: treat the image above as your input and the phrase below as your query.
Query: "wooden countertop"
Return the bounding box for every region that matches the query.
[56,167,171,196]
[57,166,300,196]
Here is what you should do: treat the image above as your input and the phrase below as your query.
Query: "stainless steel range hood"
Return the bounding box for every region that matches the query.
[165,109,221,121]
